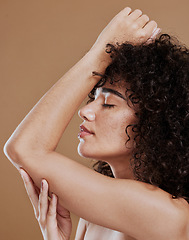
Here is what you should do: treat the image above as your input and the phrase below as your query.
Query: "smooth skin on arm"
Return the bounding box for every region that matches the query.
[20,169,87,240]
[20,169,89,240]
[20,170,72,240]
[4,7,188,240]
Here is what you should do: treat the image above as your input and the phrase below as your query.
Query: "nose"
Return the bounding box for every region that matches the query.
[78,103,96,121]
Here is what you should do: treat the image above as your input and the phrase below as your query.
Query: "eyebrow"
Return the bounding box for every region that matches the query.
[101,87,126,100]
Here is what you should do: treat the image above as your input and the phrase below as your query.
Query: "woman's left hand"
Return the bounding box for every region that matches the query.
[19,169,72,240]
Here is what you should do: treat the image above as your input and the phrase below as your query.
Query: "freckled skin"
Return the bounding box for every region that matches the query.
[78,82,137,167]
[6,6,188,240]
[77,82,138,240]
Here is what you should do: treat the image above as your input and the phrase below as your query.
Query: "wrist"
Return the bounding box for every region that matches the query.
[85,44,112,75]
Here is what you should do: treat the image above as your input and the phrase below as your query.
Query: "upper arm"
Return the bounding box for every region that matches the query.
[7,149,189,240]
[75,218,88,240]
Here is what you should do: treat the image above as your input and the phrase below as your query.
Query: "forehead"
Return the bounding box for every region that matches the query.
[104,81,127,93]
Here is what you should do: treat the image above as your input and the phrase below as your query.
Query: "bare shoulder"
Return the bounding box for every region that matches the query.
[172,197,189,240]
[146,182,189,240]
[115,179,189,240]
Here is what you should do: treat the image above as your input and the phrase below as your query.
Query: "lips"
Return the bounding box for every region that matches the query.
[80,125,92,133]
[78,125,94,138]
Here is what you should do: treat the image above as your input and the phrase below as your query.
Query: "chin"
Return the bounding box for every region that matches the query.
[77,142,90,158]
[77,142,100,160]
[77,142,130,161]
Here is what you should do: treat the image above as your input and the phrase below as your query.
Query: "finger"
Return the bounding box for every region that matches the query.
[19,169,39,217]
[47,193,57,217]
[46,194,58,228]
[38,179,49,226]
[150,28,161,39]
[146,28,161,44]
[143,20,157,35]
[128,9,143,20]
[121,7,132,16]
[136,14,150,28]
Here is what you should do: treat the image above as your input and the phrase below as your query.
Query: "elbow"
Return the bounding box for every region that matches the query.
[3,139,24,168]
[4,137,47,169]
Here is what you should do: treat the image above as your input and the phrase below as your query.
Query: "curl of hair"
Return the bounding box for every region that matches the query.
[90,34,189,202]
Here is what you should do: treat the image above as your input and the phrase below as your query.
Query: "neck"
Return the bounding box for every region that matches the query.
[108,156,134,179]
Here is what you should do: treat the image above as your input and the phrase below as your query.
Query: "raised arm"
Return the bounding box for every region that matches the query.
[4,7,159,186]
[4,7,159,161]
[4,7,187,240]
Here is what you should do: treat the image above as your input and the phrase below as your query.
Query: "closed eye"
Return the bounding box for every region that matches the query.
[102,104,115,108]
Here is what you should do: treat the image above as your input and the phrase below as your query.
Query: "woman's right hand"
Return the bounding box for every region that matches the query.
[19,169,72,240]
[92,7,161,50]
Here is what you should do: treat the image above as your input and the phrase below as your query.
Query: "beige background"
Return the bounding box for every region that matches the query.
[1,0,189,239]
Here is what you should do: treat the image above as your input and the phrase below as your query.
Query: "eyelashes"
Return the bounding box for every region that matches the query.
[102,104,115,108]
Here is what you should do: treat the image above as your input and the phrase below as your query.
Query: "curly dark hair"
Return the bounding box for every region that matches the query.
[89,34,189,203]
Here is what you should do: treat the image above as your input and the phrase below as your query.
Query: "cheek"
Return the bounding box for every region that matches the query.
[119,111,137,140]
[97,115,120,141]
[99,114,128,144]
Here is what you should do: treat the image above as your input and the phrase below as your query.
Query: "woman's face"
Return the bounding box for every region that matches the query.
[78,82,137,163]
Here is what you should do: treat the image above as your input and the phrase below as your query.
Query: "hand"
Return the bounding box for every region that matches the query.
[19,169,72,240]
[92,7,161,49]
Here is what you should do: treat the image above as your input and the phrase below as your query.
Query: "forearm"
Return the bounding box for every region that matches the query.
[4,46,109,164]
[4,7,158,165]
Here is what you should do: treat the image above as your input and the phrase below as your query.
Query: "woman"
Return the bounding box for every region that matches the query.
[4,7,189,240]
